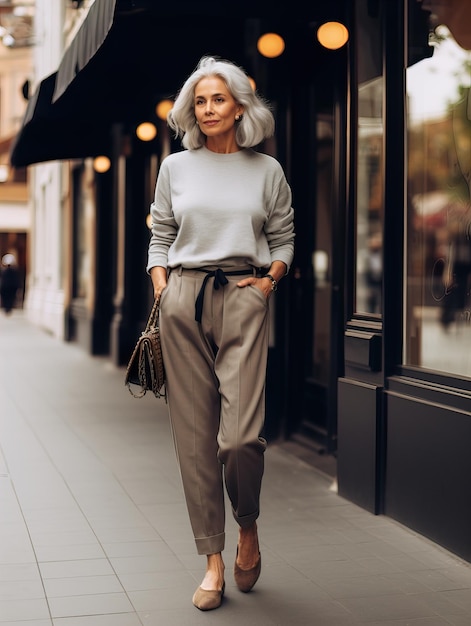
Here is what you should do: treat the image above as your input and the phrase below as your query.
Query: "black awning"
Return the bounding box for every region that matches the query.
[10,72,56,167]
[11,1,165,167]
[53,0,117,104]
[10,72,115,167]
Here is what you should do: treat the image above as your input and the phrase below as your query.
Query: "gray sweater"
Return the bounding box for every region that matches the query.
[147,146,295,272]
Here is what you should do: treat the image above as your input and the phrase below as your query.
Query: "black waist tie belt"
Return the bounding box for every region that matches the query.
[194,268,254,323]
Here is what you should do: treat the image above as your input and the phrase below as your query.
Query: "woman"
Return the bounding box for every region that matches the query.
[147,56,295,611]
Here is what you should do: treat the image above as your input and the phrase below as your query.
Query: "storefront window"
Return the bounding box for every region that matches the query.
[355,0,384,315]
[73,163,94,301]
[406,1,471,376]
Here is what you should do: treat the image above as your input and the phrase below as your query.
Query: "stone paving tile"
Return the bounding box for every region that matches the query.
[0,621,52,626]
[0,598,50,622]
[358,617,452,626]
[43,575,124,598]
[38,559,115,579]
[444,616,471,626]
[53,615,141,626]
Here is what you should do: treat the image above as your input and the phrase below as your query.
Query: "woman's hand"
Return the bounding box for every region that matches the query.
[150,266,168,301]
[237,262,287,298]
[237,276,274,298]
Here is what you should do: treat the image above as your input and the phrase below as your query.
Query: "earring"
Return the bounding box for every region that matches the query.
[235,115,240,121]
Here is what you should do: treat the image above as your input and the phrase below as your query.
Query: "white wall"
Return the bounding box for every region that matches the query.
[25,0,95,337]
[24,0,65,336]
[0,204,29,230]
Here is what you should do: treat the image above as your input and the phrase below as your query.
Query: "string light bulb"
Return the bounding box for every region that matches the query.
[93,156,111,173]
[136,122,157,141]
[156,99,173,120]
[317,21,349,50]
[257,33,285,58]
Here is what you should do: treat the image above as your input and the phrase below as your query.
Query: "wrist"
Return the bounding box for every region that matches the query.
[263,273,278,292]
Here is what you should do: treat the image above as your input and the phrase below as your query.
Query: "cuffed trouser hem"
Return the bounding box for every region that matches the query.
[195,532,225,556]
[233,510,259,529]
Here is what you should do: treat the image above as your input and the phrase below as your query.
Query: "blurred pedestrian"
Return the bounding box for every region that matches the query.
[365,232,383,314]
[147,56,295,610]
[0,254,20,315]
[441,216,471,329]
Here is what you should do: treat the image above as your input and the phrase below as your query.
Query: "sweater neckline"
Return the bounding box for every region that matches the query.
[199,145,250,161]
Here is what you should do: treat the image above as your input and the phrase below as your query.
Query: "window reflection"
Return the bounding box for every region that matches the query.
[356,81,383,315]
[406,0,471,376]
[355,0,384,315]
[73,163,94,301]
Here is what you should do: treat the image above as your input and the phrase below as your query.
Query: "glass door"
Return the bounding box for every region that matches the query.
[294,111,339,454]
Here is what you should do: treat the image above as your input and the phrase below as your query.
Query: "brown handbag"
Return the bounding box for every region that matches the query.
[125,298,166,399]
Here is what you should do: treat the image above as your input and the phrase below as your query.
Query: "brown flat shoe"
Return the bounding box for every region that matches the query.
[192,582,225,611]
[234,548,261,592]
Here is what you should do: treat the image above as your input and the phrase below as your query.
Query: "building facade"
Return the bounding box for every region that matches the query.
[338,0,471,563]
[0,0,34,308]
[10,0,471,563]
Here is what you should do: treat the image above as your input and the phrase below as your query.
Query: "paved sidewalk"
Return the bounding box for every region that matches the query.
[1,312,471,626]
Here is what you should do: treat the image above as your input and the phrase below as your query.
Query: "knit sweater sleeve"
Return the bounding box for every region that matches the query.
[265,162,295,272]
[146,159,176,272]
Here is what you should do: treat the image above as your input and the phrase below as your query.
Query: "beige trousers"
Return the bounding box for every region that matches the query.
[159,266,269,555]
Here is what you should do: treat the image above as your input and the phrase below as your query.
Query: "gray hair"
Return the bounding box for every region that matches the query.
[167,56,275,150]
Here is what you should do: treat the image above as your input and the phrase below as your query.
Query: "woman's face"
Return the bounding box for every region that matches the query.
[194,76,243,141]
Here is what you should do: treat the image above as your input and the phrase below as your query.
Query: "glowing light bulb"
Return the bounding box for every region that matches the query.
[257,33,285,58]
[317,22,349,50]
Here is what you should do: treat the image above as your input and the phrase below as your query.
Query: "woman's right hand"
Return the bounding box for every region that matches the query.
[150,266,168,301]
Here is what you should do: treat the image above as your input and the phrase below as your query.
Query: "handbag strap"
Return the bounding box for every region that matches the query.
[144,298,160,332]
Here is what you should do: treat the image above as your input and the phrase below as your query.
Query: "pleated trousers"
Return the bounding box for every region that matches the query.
[159,266,269,555]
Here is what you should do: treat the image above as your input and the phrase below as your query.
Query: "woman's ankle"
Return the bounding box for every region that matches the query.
[200,553,225,590]
[237,523,260,569]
